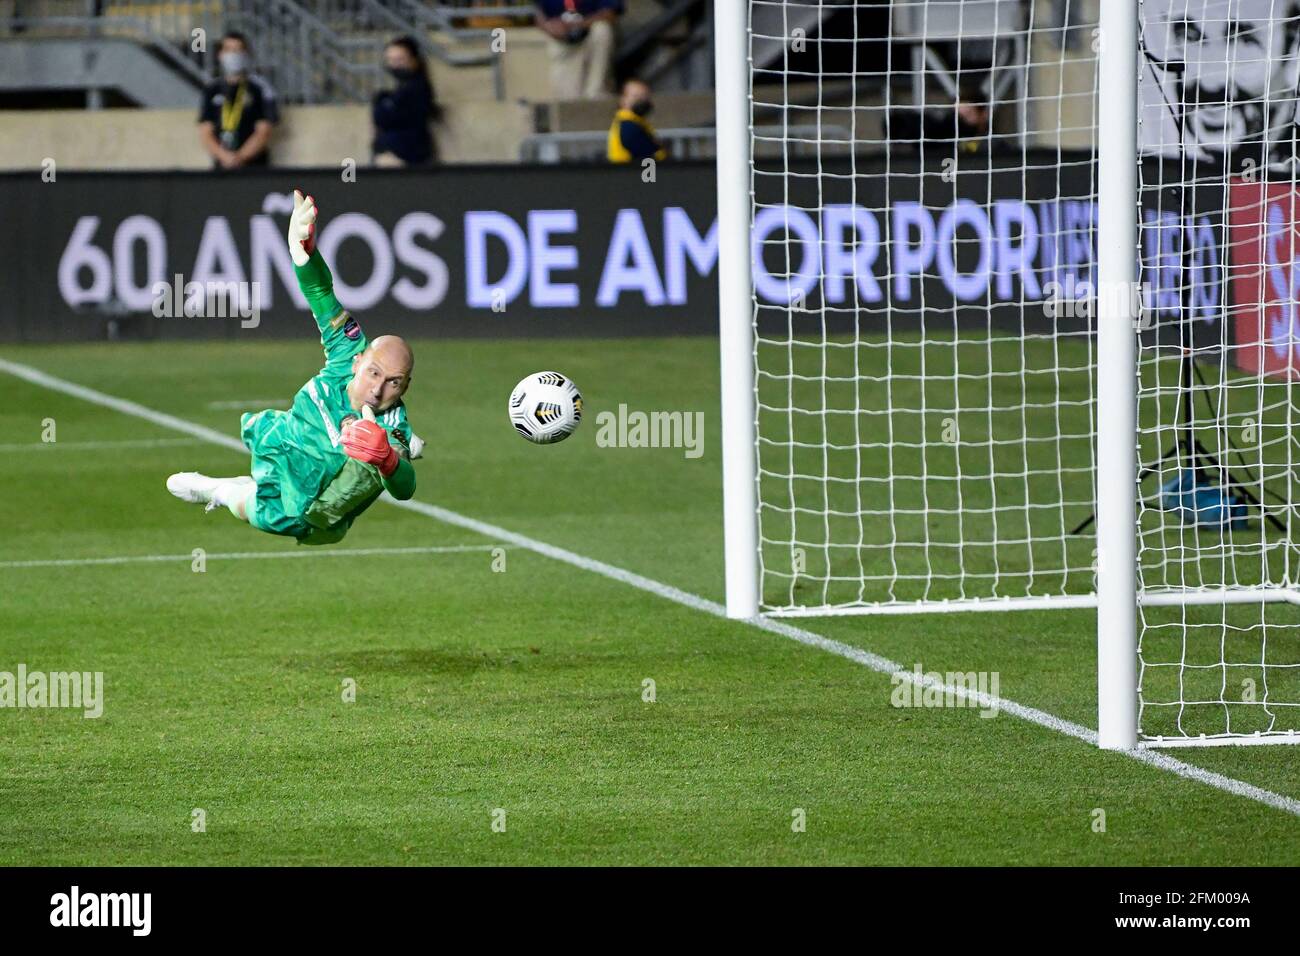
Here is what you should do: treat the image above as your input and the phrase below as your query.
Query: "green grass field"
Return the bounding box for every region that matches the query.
[1,336,1299,865]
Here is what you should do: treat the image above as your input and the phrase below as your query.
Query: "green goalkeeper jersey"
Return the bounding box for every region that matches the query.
[239,248,416,542]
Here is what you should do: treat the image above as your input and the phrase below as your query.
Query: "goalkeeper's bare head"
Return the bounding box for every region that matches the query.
[348,334,413,414]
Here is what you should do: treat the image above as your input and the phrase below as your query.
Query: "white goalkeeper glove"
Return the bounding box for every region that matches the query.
[287,188,318,267]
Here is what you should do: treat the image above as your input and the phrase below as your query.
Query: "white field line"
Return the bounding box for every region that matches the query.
[0,544,499,569]
[207,400,286,409]
[0,360,248,454]
[0,437,205,452]
[2,354,1298,820]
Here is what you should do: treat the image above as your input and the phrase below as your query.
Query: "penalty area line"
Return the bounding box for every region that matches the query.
[2,354,1298,820]
[0,437,206,452]
[207,400,287,410]
[0,545,501,569]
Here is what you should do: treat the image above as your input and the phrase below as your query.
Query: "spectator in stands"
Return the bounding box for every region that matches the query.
[607,78,665,164]
[198,31,278,170]
[372,36,439,167]
[534,0,621,100]
[953,94,992,151]
[887,87,996,155]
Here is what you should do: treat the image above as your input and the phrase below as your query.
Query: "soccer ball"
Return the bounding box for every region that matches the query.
[508,371,583,444]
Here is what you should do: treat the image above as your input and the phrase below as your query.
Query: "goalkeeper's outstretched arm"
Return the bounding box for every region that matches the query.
[287,189,360,370]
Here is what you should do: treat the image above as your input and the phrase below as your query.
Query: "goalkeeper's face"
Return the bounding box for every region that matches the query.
[348,335,413,414]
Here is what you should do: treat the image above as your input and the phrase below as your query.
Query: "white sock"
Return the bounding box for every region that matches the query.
[208,477,255,520]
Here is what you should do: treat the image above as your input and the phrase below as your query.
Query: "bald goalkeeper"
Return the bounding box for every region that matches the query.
[167,189,418,546]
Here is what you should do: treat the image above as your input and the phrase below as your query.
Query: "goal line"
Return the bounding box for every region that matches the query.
[764,586,1300,618]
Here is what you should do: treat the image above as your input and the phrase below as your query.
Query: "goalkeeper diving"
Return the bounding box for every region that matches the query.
[167,189,419,545]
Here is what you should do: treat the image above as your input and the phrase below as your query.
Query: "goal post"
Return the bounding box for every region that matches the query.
[715,0,761,620]
[1094,0,1139,750]
[714,0,1300,748]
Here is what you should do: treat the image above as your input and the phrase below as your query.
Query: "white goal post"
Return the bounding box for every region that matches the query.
[714,0,1300,749]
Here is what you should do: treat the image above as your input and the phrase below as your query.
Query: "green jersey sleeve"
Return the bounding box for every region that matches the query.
[376,403,416,499]
[382,457,416,500]
[294,248,368,373]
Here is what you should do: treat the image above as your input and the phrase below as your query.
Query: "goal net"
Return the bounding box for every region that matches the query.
[714,0,1300,747]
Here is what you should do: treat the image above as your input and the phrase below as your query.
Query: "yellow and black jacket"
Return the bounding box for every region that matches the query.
[608,108,667,164]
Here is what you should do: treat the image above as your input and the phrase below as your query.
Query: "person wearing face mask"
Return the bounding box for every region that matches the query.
[607,78,666,164]
[371,36,438,167]
[197,31,279,170]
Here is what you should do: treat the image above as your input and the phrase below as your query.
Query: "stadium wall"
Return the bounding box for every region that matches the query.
[0,101,532,171]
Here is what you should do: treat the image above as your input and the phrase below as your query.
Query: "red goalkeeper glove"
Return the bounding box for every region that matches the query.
[342,410,399,476]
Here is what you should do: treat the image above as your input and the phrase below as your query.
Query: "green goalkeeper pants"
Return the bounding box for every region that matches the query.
[241,411,347,546]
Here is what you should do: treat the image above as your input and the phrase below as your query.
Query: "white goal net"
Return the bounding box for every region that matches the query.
[748,0,1100,614]
[716,0,1300,746]
[1135,0,1300,743]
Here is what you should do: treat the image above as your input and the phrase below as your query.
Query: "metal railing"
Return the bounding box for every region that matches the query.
[312,0,511,100]
[6,0,220,86]
[379,0,534,40]
[2,0,521,103]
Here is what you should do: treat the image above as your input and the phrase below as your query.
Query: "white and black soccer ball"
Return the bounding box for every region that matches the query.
[508,370,583,444]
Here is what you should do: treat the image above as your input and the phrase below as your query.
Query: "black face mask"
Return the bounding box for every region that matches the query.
[387,66,417,81]
[630,99,654,118]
